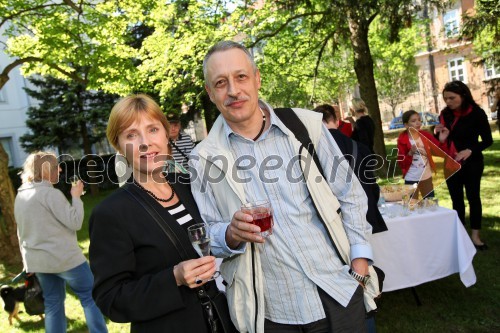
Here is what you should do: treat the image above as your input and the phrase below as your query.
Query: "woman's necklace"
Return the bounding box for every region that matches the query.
[253,108,267,141]
[133,179,175,203]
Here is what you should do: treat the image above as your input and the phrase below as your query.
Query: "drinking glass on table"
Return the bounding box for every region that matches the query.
[400,194,410,217]
[187,223,220,280]
[426,197,439,211]
[241,200,274,238]
[69,175,86,195]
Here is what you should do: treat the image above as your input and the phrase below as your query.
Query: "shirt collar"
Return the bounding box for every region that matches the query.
[222,100,290,140]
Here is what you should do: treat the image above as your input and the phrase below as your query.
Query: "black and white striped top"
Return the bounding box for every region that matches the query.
[166,200,194,229]
[170,133,195,170]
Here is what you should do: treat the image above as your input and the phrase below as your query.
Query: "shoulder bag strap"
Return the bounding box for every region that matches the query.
[124,185,191,260]
[274,107,348,266]
[170,138,190,161]
[274,108,326,179]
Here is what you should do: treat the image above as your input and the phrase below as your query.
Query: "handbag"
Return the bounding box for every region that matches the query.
[24,273,45,315]
[125,185,237,333]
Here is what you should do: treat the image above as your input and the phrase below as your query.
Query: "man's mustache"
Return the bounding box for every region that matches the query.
[224,96,250,106]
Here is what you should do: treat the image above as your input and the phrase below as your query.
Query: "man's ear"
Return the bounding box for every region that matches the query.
[256,70,261,89]
[205,84,214,103]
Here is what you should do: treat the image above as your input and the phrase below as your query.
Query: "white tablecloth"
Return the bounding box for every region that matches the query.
[371,206,477,292]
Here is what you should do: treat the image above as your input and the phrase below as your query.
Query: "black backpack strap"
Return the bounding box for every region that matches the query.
[170,138,190,161]
[274,108,326,179]
[274,107,347,265]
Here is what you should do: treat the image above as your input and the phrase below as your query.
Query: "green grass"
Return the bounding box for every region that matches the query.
[1,131,499,332]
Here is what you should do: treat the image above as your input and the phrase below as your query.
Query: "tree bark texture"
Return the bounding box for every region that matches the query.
[0,144,22,265]
[347,15,388,175]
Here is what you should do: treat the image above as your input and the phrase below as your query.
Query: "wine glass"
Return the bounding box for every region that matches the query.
[240,200,274,238]
[187,223,220,280]
[69,175,86,195]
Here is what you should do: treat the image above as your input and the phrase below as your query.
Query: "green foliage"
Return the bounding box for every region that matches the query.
[1,0,139,93]
[370,18,424,115]
[20,76,117,154]
[460,0,500,70]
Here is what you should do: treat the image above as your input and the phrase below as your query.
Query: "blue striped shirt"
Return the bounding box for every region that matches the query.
[190,103,372,324]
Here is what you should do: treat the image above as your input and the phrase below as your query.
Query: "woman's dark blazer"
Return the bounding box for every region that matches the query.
[89,173,215,333]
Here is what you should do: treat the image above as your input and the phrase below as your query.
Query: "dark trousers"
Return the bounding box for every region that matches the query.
[446,159,484,230]
[264,285,366,333]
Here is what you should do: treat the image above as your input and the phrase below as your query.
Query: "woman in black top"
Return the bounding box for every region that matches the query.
[436,81,493,250]
[89,94,235,332]
[350,97,375,153]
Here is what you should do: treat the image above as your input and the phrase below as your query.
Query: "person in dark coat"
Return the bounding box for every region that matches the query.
[436,81,493,250]
[350,98,375,153]
[89,94,235,332]
[313,104,387,234]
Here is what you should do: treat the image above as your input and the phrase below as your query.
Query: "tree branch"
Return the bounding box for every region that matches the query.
[62,0,83,14]
[310,33,334,104]
[0,57,87,90]
[0,3,62,29]
[248,11,327,47]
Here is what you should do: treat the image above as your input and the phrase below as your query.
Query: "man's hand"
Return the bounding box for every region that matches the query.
[351,258,369,279]
[225,210,265,249]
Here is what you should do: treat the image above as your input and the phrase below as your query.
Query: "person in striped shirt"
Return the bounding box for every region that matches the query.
[191,40,373,333]
[167,113,195,170]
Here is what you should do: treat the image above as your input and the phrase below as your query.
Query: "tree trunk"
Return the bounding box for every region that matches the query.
[77,87,100,196]
[0,145,22,265]
[347,15,388,175]
[80,121,100,196]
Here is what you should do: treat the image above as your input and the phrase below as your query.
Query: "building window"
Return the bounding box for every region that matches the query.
[484,60,500,80]
[0,137,14,167]
[448,57,467,82]
[443,9,459,38]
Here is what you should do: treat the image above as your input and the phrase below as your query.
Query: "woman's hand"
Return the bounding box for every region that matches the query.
[436,126,450,142]
[225,210,264,249]
[173,256,217,288]
[70,180,85,197]
[455,149,472,162]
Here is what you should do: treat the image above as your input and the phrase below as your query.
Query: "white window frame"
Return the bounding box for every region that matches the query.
[448,57,467,83]
[443,9,459,38]
[484,60,500,80]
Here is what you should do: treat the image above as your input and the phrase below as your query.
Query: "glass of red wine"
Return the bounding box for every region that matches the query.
[241,200,274,238]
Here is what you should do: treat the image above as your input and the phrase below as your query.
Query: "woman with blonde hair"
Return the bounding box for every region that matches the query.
[350,97,375,152]
[15,152,107,333]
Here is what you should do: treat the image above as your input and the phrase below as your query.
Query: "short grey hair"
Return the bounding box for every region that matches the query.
[203,40,257,83]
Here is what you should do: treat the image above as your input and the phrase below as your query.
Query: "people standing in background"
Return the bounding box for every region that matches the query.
[15,152,108,333]
[333,105,353,137]
[351,97,375,152]
[397,110,450,199]
[167,113,195,170]
[437,81,493,250]
[313,104,387,234]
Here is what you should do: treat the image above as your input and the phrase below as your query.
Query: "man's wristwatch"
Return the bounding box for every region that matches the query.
[349,269,370,285]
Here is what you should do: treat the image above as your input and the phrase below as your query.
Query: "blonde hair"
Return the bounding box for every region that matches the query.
[106,94,170,152]
[350,97,368,114]
[20,152,58,183]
